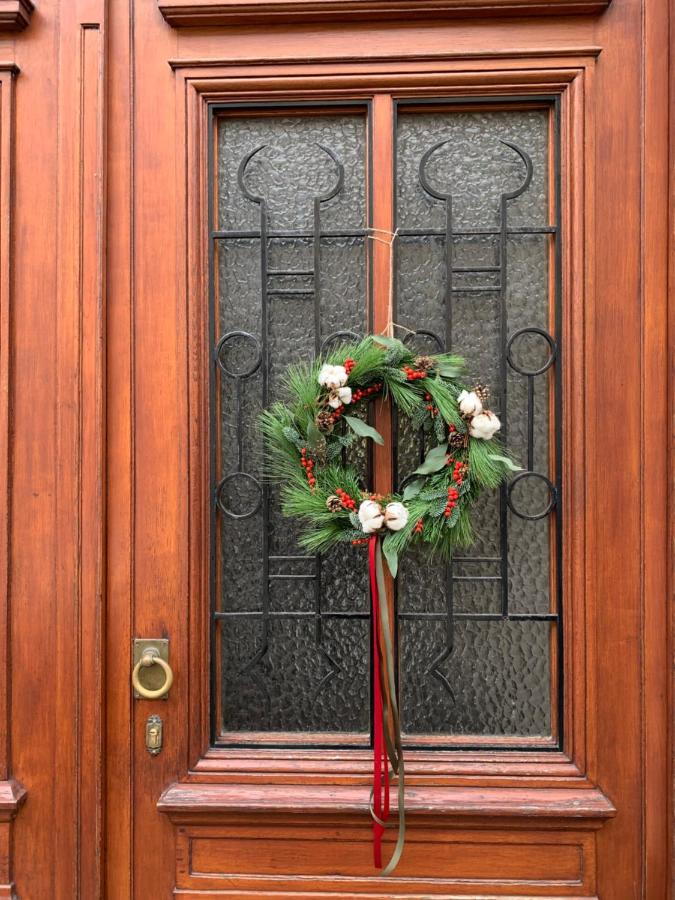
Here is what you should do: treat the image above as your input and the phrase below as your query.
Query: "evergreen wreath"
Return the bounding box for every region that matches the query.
[260,333,517,579]
[260,332,518,874]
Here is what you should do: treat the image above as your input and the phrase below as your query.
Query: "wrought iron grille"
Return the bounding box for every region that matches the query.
[209,100,562,749]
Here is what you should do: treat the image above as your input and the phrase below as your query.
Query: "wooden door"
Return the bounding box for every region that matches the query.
[0,0,670,897]
[101,3,670,899]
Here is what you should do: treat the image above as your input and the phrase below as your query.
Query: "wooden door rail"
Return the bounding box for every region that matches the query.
[158,781,615,826]
[157,0,613,28]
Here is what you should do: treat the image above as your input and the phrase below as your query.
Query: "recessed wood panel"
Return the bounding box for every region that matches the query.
[190,829,583,882]
[175,823,597,896]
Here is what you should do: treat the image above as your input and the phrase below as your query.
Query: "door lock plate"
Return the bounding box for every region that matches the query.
[145,714,163,755]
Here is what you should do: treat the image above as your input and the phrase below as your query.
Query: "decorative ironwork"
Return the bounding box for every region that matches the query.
[211,119,369,737]
[210,102,562,747]
[393,99,562,743]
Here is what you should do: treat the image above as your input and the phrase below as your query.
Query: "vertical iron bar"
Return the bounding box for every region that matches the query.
[313,198,322,356]
[553,97,564,748]
[208,107,217,742]
[444,192,455,664]
[312,198,324,681]
[235,378,243,471]
[499,194,509,619]
[527,375,535,472]
[259,200,271,695]
[445,198,454,352]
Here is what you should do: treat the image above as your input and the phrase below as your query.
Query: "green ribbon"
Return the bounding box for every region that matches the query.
[373,537,406,876]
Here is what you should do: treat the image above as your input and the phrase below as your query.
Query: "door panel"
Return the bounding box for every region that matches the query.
[93,3,671,900]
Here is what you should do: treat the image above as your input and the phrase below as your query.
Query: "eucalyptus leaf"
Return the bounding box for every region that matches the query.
[437,363,462,378]
[402,479,423,500]
[414,443,449,475]
[372,334,406,351]
[343,415,384,445]
[488,453,522,473]
[382,535,399,579]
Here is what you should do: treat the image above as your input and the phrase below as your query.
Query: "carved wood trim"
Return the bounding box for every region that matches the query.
[158,0,612,28]
[0,0,33,31]
[0,66,21,900]
[0,781,26,823]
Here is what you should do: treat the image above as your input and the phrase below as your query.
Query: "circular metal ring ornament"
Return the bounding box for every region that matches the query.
[320,330,361,353]
[402,328,445,353]
[215,331,263,379]
[506,327,557,377]
[215,472,263,520]
[506,471,557,521]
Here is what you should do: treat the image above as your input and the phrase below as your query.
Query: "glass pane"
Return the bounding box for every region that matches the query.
[395,106,560,739]
[213,112,370,739]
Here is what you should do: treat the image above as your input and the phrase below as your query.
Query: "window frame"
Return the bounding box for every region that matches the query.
[208,94,563,753]
[175,53,595,792]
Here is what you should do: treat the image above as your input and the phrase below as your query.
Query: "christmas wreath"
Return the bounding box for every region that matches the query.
[260,333,517,874]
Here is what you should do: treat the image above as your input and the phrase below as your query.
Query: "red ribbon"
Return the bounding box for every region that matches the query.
[369,534,390,868]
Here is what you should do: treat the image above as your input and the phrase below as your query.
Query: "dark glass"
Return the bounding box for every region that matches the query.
[395,107,559,738]
[214,113,370,738]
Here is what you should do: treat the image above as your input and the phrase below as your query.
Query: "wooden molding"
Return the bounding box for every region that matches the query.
[0,0,34,31]
[159,781,615,824]
[158,0,612,28]
[0,781,26,823]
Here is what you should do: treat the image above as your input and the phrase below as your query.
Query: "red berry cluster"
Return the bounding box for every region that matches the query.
[446,457,465,485]
[403,366,426,381]
[335,488,357,511]
[414,518,424,534]
[449,423,456,433]
[344,357,356,375]
[332,404,344,420]
[444,485,459,518]
[300,447,316,489]
[424,392,438,417]
[352,382,383,402]
[351,537,370,546]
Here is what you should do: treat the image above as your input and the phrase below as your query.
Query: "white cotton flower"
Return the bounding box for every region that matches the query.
[457,389,483,418]
[327,386,352,409]
[358,499,384,534]
[384,502,409,532]
[469,411,501,440]
[318,363,348,390]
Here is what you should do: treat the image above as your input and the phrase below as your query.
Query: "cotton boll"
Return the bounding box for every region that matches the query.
[358,499,384,533]
[469,411,501,440]
[457,389,483,418]
[318,364,348,389]
[384,502,409,531]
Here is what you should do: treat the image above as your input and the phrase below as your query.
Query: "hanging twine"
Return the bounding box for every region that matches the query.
[367,227,399,339]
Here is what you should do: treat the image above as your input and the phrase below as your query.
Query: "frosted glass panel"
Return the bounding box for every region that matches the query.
[214,113,370,737]
[395,107,559,738]
[211,104,561,747]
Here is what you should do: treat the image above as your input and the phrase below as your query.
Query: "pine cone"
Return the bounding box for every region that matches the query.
[326,495,342,513]
[474,383,490,405]
[415,355,434,372]
[448,430,469,450]
[315,411,335,432]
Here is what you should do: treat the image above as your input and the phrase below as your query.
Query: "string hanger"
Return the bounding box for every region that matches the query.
[366,228,399,338]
